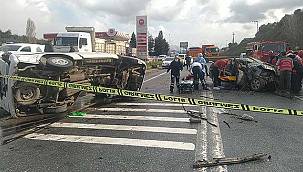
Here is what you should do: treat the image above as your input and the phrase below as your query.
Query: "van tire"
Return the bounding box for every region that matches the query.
[46,56,73,69]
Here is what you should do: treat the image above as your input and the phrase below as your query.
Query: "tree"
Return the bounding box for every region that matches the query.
[148,35,154,52]
[154,31,169,56]
[26,18,36,43]
[130,32,136,48]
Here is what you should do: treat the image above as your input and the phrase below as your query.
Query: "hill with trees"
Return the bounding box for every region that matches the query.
[224,8,303,56]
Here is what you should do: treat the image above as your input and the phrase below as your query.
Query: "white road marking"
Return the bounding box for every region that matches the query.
[206,93,227,172]
[143,72,167,83]
[24,133,195,151]
[51,123,197,135]
[195,105,208,172]
[115,102,196,107]
[96,108,186,113]
[70,114,190,122]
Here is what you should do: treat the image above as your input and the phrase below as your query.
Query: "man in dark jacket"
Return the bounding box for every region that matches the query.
[185,55,192,70]
[167,56,183,93]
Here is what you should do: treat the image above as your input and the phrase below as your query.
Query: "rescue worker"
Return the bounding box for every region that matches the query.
[190,60,207,90]
[185,55,192,70]
[196,53,207,65]
[211,59,229,87]
[196,53,208,76]
[290,53,303,93]
[167,56,183,93]
[276,53,294,97]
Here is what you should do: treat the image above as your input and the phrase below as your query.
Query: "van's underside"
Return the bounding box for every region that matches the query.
[0,53,146,117]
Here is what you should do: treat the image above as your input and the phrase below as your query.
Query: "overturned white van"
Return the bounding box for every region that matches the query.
[0,52,146,117]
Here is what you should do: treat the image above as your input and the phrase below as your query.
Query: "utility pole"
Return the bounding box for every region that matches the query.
[252,20,259,34]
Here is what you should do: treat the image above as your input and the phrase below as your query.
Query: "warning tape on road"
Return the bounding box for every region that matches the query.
[0,75,302,116]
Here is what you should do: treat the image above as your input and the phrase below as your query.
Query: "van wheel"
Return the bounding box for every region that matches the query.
[46,56,73,69]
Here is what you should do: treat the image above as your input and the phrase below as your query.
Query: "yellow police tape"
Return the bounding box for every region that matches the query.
[0,75,302,116]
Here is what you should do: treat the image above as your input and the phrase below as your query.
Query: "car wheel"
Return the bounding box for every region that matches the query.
[46,56,73,69]
[250,77,265,91]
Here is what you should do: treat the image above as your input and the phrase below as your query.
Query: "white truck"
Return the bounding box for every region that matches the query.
[0,27,146,117]
[52,27,106,53]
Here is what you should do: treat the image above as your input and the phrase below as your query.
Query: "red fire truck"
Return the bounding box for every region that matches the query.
[246,41,289,62]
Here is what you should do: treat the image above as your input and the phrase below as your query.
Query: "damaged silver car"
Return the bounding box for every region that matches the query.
[0,52,146,117]
[210,57,277,91]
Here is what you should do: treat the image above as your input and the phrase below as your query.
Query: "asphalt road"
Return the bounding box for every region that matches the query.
[0,67,302,172]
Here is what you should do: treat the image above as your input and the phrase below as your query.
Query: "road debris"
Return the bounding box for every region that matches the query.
[182,105,217,127]
[68,111,87,117]
[193,153,269,168]
[220,112,258,123]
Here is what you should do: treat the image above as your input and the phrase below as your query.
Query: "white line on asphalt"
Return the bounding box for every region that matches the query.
[51,123,197,135]
[115,102,196,107]
[195,104,208,172]
[206,93,227,172]
[143,72,167,83]
[96,108,186,113]
[69,114,190,123]
[24,133,195,151]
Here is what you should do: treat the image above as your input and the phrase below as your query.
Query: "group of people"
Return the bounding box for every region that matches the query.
[167,53,208,93]
[271,50,303,97]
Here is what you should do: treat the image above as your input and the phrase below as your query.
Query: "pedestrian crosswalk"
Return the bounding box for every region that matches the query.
[24,102,199,151]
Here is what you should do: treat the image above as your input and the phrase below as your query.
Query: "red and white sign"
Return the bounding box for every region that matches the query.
[107,28,117,37]
[139,19,144,25]
[136,16,148,59]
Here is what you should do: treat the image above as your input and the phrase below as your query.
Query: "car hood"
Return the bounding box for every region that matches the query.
[248,62,275,71]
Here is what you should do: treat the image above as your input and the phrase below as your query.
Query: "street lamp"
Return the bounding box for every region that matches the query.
[252,20,259,34]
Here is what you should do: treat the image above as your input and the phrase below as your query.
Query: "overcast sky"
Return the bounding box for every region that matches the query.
[0,0,302,48]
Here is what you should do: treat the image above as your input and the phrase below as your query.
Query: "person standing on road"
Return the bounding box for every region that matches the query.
[190,60,208,90]
[167,56,183,93]
[185,55,192,70]
[196,53,208,77]
[276,53,294,97]
[290,53,303,94]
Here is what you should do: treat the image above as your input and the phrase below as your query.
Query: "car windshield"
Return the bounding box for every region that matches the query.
[54,37,78,46]
[261,43,286,53]
[0,45,21,51]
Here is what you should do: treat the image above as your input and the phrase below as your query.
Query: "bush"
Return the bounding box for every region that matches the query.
[146,61,162,69]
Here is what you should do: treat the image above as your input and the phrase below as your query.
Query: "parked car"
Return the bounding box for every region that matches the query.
[158,55,167,61]
[162,57,174,69]
[0,52,146,117]
[0,43,45,55]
